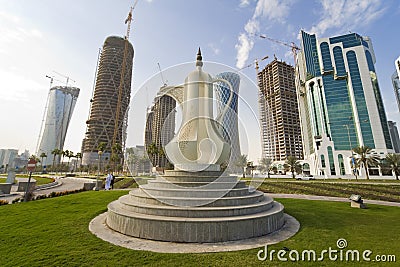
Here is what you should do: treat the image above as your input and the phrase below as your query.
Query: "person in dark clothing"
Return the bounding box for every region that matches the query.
[110,174,115,189]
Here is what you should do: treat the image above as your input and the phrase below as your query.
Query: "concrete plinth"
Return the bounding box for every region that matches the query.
[17,178,36,192]
[105,170,286,243]
[0,183,12,194]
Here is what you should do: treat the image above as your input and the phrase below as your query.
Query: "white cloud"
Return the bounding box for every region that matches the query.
[235,33,254,68]
[235,0,296,68]
[309,0,386,36]
[0,69,43,102]
[244,19,259,35]
[239,0,251,8]
[253,0,295,23]
[208,43,220,55]
[0,11,43,45]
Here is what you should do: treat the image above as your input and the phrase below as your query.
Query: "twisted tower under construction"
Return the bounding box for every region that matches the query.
[82,36,134,165]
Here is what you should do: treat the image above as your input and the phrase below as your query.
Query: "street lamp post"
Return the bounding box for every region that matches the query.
[96,150,103,191]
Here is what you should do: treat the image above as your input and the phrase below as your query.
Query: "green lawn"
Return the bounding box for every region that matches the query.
[257,181,400,202]
[0,176,54,185]
[0,191,399,266]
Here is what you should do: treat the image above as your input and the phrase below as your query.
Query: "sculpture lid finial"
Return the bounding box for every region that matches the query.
[196,47,203,67]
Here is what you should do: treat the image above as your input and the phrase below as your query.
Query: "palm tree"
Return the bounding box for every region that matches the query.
[111,143,122,173]
[352,146,380,180]
[125,147,137,174]
[235,154,248,178]
[39,152,47,171]
[147,142,159,167]
[384,153,400,180]
[97,142,107,174]
[258,158,272,178]
[75,152,82,172]
[284,156,302,179]
[66,151,74,173]
[51,148,61,172]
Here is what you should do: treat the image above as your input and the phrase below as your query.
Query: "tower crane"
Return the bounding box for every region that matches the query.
[259,34,300,63]
[52,71,76,86]
[111,0,138,164]
[157,62,168,87]
[239,55,269,73]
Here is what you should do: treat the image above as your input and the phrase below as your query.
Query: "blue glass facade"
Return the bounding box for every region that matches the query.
[301,31,321,78]
[214,72,241,171]
[300,30,392,152]
[346,51,374,148]
[365,51,393,149]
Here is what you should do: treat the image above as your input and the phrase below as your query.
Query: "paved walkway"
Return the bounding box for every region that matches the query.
[0,177,94,203]
[2,178,399,207]
[268,193,400,207]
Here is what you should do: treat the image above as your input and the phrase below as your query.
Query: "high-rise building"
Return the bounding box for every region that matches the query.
[144,90,176,169]
[125,145,152,175]
[37,86,80,166]
[214,72,241,172]
[392,56,400,112]
[82,36,134,165]
[388,121,400,153]
[258,59,303,162]
[0,149,18,169]
[296,31,393,176]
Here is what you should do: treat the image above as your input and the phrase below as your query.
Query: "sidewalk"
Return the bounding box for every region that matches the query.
[269,193,400,207]
[0,177,94,203]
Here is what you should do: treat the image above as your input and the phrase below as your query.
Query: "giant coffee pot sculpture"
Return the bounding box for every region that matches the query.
[162,48,233,172]
[104,49,286,243]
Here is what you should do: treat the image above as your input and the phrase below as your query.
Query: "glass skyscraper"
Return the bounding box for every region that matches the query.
[214,72,241,173]
[37,86,80,166]
[296,31,393,176]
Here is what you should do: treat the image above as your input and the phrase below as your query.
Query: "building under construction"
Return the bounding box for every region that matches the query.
[258,59,303,161]
[81,36,134,165]
[144,90,176,169]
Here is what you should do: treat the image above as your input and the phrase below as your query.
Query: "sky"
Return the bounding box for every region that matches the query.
[0,0,399,162]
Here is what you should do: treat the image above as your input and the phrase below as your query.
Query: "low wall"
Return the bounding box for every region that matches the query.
[17,178,37,192]
[0,183,12,194]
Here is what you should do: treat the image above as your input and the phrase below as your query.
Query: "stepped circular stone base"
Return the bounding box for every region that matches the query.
[89,212,300,253]
[104,170,288,243]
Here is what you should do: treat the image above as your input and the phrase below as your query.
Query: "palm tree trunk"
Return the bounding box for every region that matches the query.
[364,163,369,180]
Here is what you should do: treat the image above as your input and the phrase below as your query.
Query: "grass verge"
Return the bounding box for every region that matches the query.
[0,176,54,185]
[257,181,400,202]
[0,191,399,266]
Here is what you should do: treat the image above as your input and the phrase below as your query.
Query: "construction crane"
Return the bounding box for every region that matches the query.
[259,34,300,63]
[52,71,76,86]
[112,0,138,163]
[157,62,168,87]
[239,55,269,73]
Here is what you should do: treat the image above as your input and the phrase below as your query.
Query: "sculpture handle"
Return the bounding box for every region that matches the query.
[213,78,234,126]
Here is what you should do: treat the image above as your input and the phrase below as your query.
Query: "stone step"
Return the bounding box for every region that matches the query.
[159,175,236,183]
[117,194,274,217]
[106,200,285,243]
[128,188,265,207]
[163,170,225,177]
[139,184,255,198]
[146,179,246,189]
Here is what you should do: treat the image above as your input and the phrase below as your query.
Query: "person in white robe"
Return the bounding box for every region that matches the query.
[105,172,112,190]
